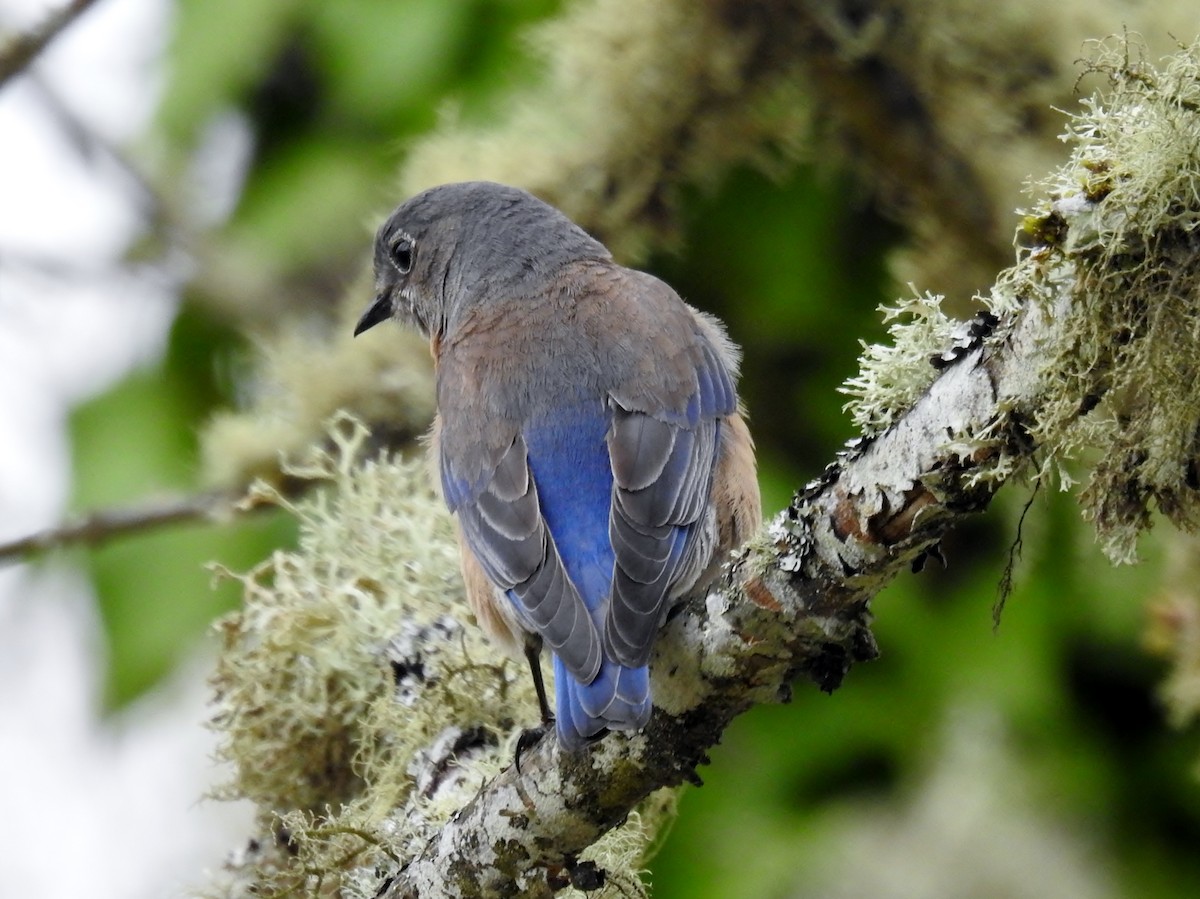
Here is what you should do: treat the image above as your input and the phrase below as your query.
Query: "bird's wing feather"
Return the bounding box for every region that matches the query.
[604,309,737,668]
[443,430,603,683]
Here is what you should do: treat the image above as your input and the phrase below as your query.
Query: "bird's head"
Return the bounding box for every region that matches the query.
[354,181,609,343]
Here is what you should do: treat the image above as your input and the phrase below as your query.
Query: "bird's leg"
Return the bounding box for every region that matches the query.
[515,637,553,770]
[523,638,553,726]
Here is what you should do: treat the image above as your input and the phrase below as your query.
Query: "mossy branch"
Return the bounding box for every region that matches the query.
[208,35,1200,899]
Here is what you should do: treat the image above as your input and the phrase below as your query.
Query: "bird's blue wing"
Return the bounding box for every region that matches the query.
[442,431,603,683]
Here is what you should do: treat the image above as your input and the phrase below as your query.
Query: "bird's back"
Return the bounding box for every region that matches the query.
[437,257,750,747]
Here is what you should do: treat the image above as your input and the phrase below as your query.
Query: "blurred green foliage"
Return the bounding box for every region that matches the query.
[70,306,295,706]
[63,0,1200,895]
[162,0,560,286]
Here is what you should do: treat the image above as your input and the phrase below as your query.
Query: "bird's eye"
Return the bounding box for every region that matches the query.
[390,235,414,274]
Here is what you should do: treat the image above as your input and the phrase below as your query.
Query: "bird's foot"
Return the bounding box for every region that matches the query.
[514,718,553,773]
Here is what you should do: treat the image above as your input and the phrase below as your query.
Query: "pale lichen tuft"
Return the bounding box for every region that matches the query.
[200,288,435,489]
[1020,36,1200,562]
[839,289,957,435]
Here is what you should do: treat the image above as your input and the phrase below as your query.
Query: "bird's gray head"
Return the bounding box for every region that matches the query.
[353,181,611,341]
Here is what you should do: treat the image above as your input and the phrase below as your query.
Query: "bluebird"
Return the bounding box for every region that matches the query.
[354,181,760,749]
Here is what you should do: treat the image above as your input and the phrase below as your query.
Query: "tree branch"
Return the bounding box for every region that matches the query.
[0,0,103,89]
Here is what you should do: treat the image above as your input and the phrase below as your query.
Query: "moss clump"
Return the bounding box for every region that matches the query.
[209,415,485,813]
[200,302,435,489]
[839,290,957,435]
[1021,36,1200,562]
[398,0,814,264]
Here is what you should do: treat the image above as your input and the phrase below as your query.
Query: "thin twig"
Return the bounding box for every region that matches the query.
[0,489,236,563]
[994,477,1042,629]
[0,0,105,90]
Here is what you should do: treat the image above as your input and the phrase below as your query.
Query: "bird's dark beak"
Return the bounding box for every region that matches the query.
[354,294,392,336]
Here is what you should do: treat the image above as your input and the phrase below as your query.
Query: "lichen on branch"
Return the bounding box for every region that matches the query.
[841,36,1200,564]
[1021,36,1200,562]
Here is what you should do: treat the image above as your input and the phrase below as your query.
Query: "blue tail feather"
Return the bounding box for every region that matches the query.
[523,403,657,749]
[554,653,651,750]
